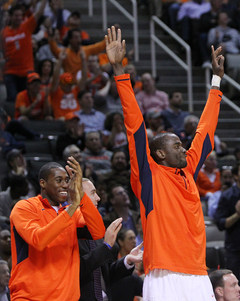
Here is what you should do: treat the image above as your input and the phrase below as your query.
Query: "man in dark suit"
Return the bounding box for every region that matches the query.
[79,178,143,301]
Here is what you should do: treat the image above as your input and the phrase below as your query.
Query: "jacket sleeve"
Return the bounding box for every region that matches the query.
[214,193,229,231]
[10,199,75,251]
[49,39,61,59]
[109,256,134,283]
[186,89,222,181]
[78,193,105,239]
[79,241,113,277]
[83,39,106,57]
[115,74,154,216]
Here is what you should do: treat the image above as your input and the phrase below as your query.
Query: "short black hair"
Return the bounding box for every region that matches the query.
[111,149,127,162]
[70,10,81,18]
[9,5,23,16]
[9,175,28,189]
[149,132,170,163]
[77,90,89,101]
[209,269,233,291]
[232,163,240,176]
[38,162,64,182]
[67,28,81,41]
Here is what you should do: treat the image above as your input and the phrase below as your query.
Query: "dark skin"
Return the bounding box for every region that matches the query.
[105,26,225,168]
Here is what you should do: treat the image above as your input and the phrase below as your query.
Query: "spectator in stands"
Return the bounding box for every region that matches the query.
[100,149,138,211]
[0,110,26,157]
[0,260,10,300]
[112,228,143,301]
[161,91,189,134]
[214,163,240,281]
[49,28,106,79]
[145,109,173,136]
[208,165,234,218]
[0,230,11,264]
[37,58,54,91]
[208,12,240,55]
[135,73,169,116]
[103,185,139,235]
[37,28,63,61]
[0,175,29,221]
[177,0,211,46]
[104,112,128,151]
[0,0,48,102]
[234,145,240,162]
[56,112,85,158]
[15,72,52,120]
[9,158,105,300]
[196,150,222,199]
[82,131,112,177]
[60,11,91,45]
[76,90,106,132]
[124,64,142,95]
[209,269,240,301]
[79,178,143,301]
[199,0,222,67]
[49,48,85,120]
[62,144,97,184]
[104,76,123,113]
[41,0,70,29]
[76,54,109,97]
[1,148,40,196]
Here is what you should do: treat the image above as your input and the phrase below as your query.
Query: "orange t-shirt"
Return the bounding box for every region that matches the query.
[196,169,222,197]
[0,15,36,76]
[50,85,80,119]
[49,39,106,79]
[15,90,47,120]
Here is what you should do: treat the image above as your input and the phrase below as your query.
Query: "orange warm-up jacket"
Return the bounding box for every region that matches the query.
[115,74,222,276]
[10,194,105,301]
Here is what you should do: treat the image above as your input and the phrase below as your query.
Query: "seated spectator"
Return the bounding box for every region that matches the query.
[199,0,222,67]
[1,149,40,196]
[37,28,63,61]
[103,185,139,235]
[56,112,85,158]
[76,91,106,132]
[124,64,142,95]
[177,0,211,46]
[209,269,240,301]
[37,58,54,91]
[196,151,222,199]
[100,149,138,211]
[0,116,25,157]
[0,230,11,263]
[15,72,52,120]
[208,12,240,55]
[104,112,128,151]
[0,259,10,300]
[62,144,97,184]
[49,28,106,80]
[49,49,84,120]
[117,229,137,258]
[135,73,169,115]
[104,76,123,114]
[0,175,29,221]
[145,109,173,136]
[1,0,47,102]
[161,91,189,134]
[208,165,234,218]
[76,54,109,96]
[82,131,112,177]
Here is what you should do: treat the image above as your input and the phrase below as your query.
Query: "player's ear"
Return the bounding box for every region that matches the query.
[39,179,46,189]
[156,149,165,160]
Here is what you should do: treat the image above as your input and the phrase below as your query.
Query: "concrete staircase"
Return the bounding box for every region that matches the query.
[65,0,240,153]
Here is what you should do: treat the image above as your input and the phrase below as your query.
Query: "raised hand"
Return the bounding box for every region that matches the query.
[105,26,126,66]
[66,156,84,207]
[104,217,123,247]
[211,45,224,78]
[126,242,144,265]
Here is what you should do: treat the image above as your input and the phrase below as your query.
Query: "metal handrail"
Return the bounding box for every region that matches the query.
[150,16,193,112]
[204,64,240,114]
[101,0,139,62]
